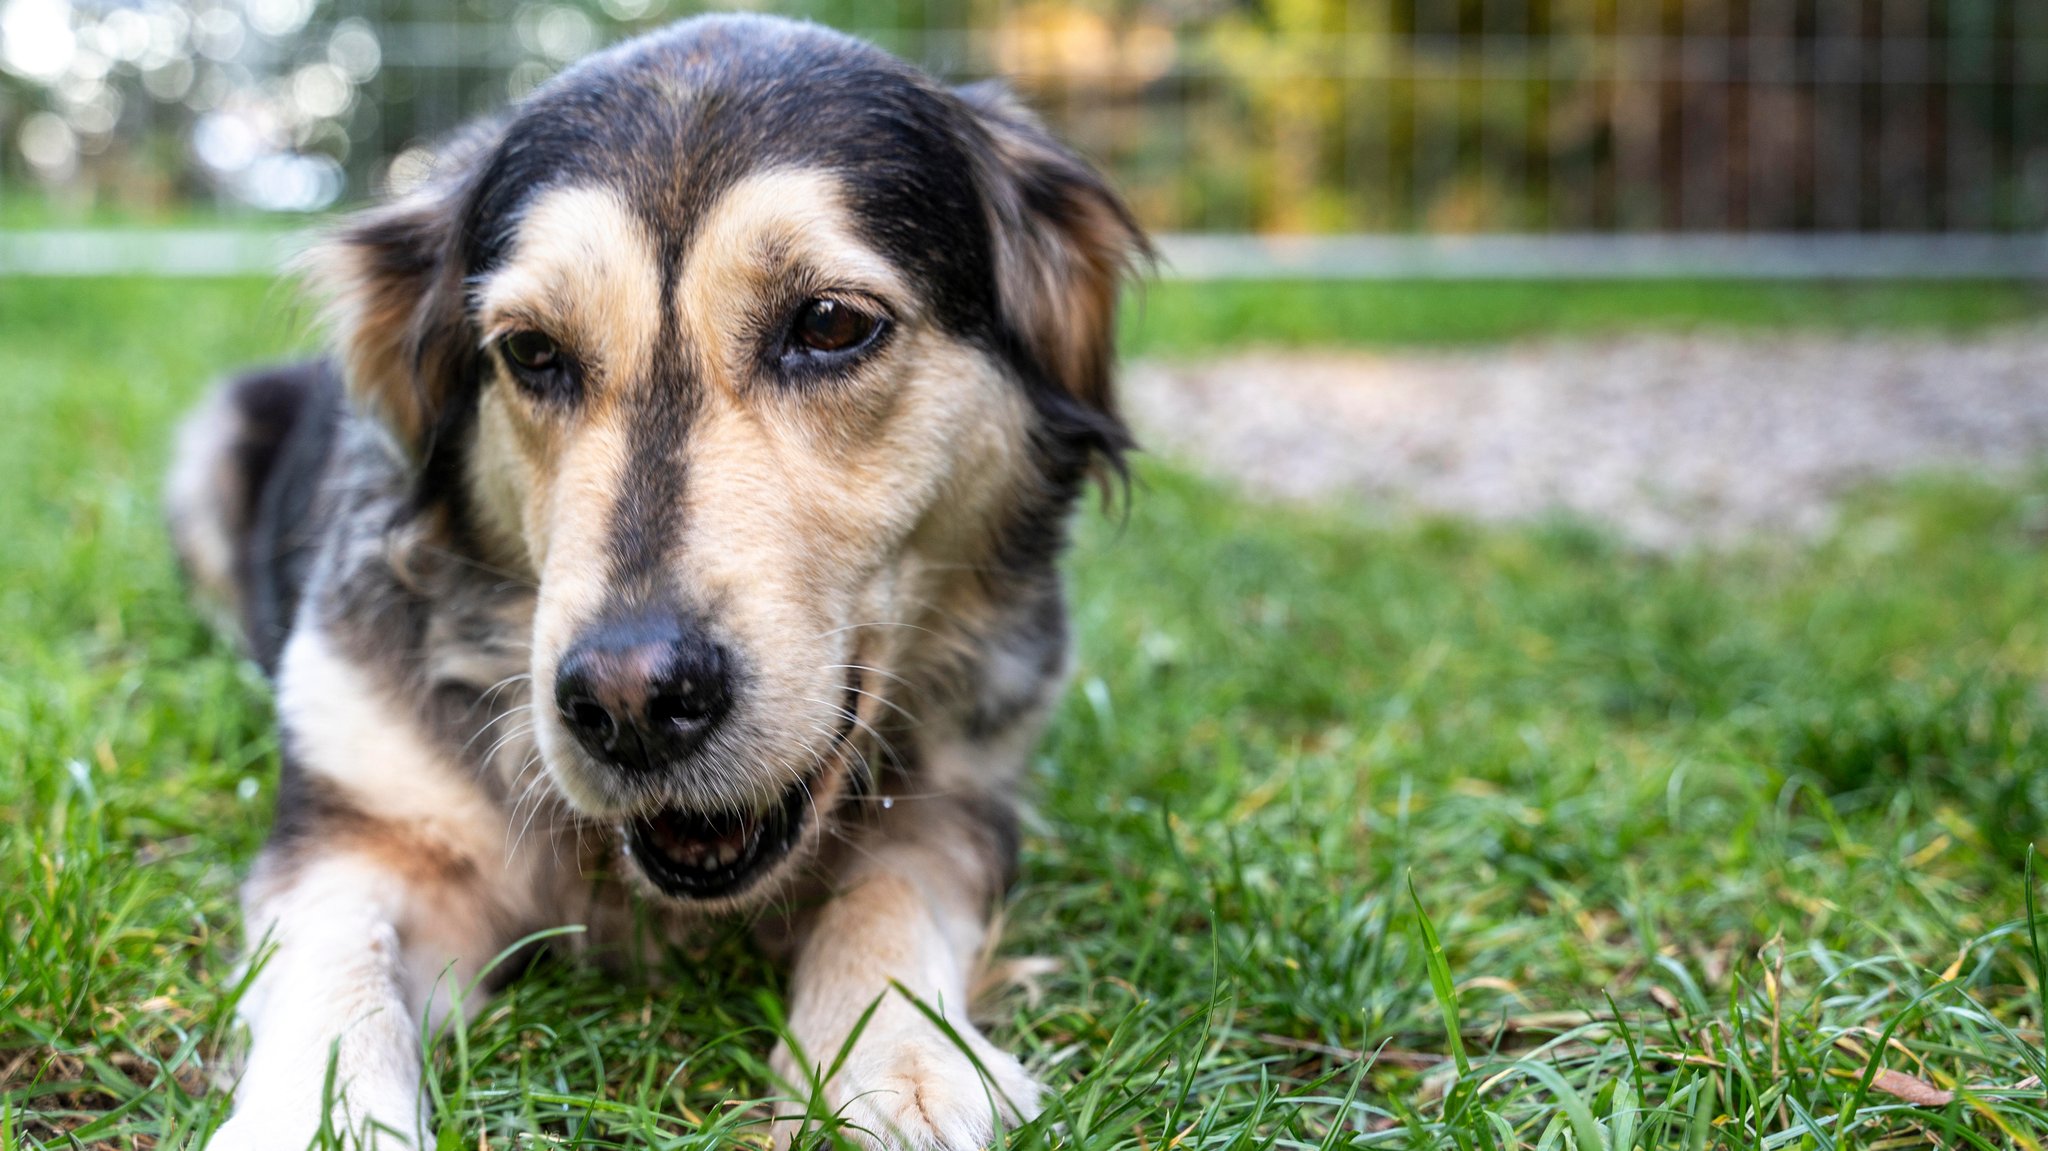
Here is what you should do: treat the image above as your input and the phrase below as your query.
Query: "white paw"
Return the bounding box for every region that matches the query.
[206,1108,313,1151]
[207,1092,421,1151]
[202,1113,266,1151]
[777,1025,1042,1150]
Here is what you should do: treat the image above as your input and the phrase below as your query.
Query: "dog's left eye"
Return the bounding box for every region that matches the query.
[784,298,885,363]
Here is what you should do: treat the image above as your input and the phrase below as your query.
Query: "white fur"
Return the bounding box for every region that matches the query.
[214,858,430,1150]
[278,628,518,853]
[220,629,540,1148]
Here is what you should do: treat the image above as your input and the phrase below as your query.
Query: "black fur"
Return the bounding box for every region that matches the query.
[217,360,344,672]
[604,357,702,607]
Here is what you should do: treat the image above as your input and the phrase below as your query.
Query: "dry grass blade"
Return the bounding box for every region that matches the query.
[1866,1069,1955,1108]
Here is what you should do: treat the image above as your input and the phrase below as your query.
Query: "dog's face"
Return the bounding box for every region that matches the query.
[314,16,1139,907]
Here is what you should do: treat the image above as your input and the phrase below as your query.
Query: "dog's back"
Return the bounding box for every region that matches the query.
[166,359,342,671]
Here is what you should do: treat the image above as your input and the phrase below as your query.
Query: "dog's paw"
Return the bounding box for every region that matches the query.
[202,1114,262,1151]
[777,1025,1042,1150]
[206,1094,420,1151]
[206,1111,313,1151]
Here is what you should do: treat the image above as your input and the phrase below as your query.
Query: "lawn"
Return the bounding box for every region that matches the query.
[4,276,2048,1149]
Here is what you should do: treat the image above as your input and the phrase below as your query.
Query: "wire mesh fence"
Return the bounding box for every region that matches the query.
[2,0,2046,237]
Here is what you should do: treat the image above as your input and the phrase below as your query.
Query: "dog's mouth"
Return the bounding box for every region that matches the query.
[624,775,813,900]
[619,670,863,902]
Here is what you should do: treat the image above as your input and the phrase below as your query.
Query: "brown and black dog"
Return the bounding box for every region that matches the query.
[167,14,1143,1148]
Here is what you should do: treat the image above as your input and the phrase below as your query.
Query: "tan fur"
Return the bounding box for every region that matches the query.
[675,168,912,365]
[474,186,666,406]
[301,197,460,455]
[468,186,664,581]
[773,795,1038,1149]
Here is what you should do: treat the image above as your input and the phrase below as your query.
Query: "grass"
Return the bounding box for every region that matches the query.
[0,194,313,230]
[1122,279,2046,355]
[4,275,2048,1148]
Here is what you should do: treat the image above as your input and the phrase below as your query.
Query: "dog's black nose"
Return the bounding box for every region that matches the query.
[554,612,730,773]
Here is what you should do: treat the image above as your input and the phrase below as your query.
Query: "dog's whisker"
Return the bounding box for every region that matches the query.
[508,760,563,867]
[448,672,535,721]
[478,672,533,704]
[462,701,535,753]
[821,662,920,694]
[477,719,539,765]
[478,717,536,758]
[410,541,540,589]
[809,620,936,642]
[835,682,920,727]
[503,751,554,865]
[800,697,899,777]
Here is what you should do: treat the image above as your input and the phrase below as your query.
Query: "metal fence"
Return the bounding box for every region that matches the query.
[3,0,2046,240]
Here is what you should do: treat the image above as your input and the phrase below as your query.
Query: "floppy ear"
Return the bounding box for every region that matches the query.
[302,169,476,460]
[956,82,1149,454]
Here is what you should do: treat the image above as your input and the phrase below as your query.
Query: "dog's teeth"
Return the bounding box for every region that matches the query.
[627,783,810,895]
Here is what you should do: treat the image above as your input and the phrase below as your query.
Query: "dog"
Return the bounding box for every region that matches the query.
[166,14,1143,1148]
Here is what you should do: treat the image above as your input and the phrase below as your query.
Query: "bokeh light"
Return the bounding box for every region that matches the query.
[0,0,387,212]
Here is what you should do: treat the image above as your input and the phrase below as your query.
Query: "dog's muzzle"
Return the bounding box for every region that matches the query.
[611,666,862,902]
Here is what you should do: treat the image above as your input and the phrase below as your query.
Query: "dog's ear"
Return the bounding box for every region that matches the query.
[956,82,1149,454]
[303,160,479,460]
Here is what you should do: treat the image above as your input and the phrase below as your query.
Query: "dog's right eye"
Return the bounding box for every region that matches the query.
[497,330,577,397]
[503,331,558,371]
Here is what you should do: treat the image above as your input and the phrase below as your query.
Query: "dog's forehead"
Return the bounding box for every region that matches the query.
[459,15,993,322]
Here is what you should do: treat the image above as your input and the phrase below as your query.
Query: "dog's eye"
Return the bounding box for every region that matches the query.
[502,330,559,372]
[497,330,579,399]
[790,299,881,356]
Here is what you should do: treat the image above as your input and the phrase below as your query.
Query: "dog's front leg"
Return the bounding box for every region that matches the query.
[211,844,507,1151]
[773,795,1040,1150]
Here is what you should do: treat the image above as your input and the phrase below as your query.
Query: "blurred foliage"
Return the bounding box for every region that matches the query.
[3,0,2046,232]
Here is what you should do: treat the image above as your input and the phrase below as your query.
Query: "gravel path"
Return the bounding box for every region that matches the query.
[1124,328,2048,548]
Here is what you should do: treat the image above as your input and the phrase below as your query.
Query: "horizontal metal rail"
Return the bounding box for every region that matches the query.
[1155,233,2048,280]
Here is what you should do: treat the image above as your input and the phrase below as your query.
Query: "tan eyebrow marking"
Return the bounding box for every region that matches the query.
[674,167,913,381]
[474,185,663,403]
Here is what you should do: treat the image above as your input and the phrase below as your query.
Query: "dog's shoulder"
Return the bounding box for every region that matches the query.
[204,382,536,806]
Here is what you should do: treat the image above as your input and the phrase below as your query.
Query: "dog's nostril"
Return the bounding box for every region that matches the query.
[647,681,722,728]
[562,696,619,747]
[647,644,729,730]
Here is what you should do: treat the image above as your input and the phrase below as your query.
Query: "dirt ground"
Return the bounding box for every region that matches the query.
[1124,327,2048,548]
